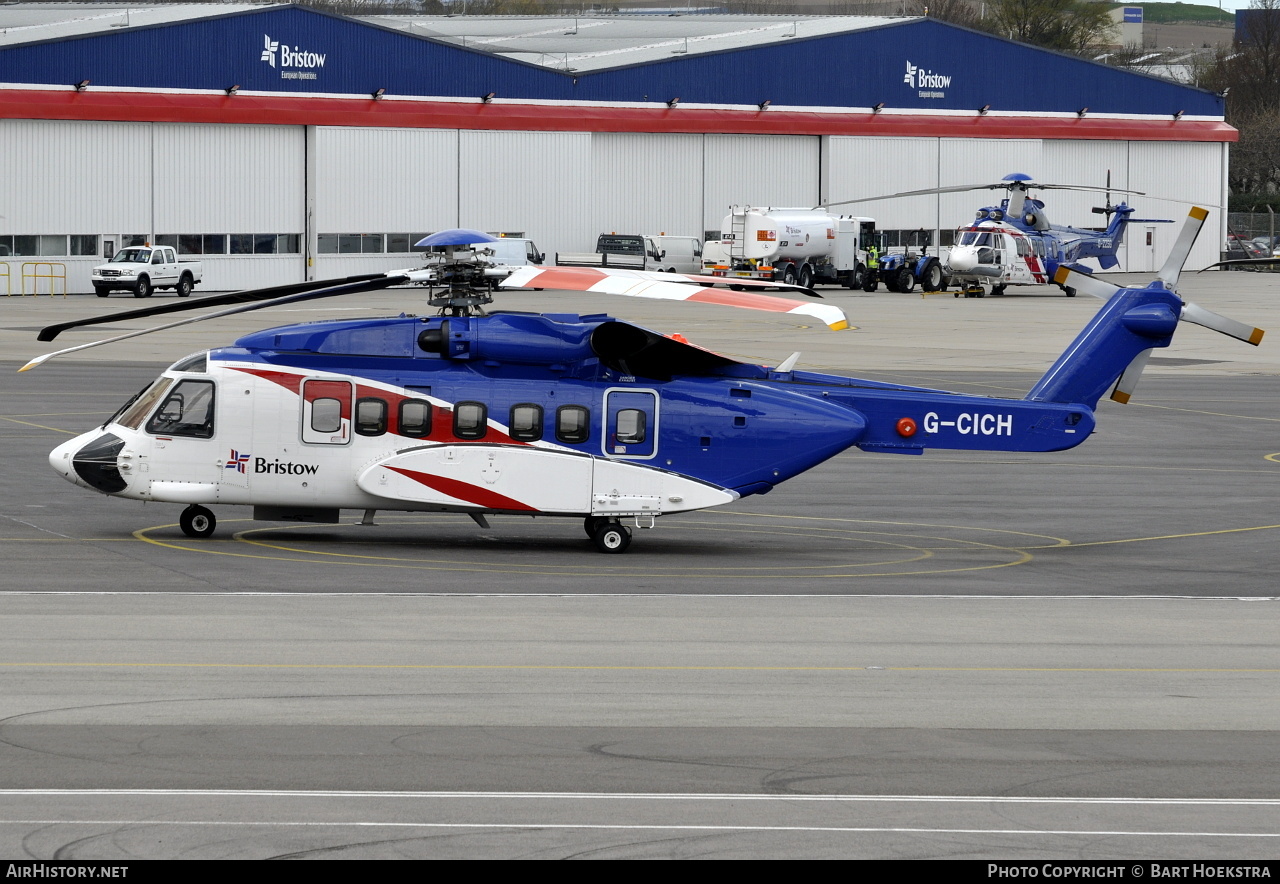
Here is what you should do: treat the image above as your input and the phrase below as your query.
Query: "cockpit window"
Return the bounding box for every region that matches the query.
[116,377,175,430]
[958,229,995,247]
[146,379,215,438]
[170,351,208,373]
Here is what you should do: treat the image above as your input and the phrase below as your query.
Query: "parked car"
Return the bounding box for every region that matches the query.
[92,245,202,297]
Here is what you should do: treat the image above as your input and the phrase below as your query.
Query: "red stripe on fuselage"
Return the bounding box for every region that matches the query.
[227,365,520,445]
[385,466,539,512]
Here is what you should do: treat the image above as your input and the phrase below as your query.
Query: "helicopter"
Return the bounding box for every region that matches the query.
[826,173,1169,298]
[25,216,1262,553]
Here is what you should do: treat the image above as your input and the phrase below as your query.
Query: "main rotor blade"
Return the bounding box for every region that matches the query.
[1200,257,1280,271]
[528,265,824,298]
[820,182,1145,210]
[820,183,997,208]
[20,274,414,371]
[1157,206,1208,288]
[36,274,389,342]
[1053,266,1122,300]
[1030,183,1144,195]
[502,266,847,330]
[1110,348,1152,404]
[1181,302,1265,346]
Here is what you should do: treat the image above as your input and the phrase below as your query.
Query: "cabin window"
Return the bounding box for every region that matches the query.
[556,405,590,444]
[1015,238,1031,257]
[510,404,543,442]
[454,401,487,440]
[398,399,432,438]
[615,409,646,444]
[146,379,215,439]
[310,398,342,434]
[354,398,388,437]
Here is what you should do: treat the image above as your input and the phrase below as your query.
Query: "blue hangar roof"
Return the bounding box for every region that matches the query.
[0,5,1226,124]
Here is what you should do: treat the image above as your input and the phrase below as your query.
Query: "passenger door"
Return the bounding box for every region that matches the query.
[602,389,658,460]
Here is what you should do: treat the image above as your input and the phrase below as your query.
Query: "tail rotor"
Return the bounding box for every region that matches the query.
[1051,206,1264,405]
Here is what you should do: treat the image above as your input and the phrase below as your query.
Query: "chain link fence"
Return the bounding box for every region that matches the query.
[1223,212,1280,270]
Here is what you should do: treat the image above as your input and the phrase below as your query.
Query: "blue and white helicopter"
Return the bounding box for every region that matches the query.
[24,214,1262,553]
[829,173,1168,297]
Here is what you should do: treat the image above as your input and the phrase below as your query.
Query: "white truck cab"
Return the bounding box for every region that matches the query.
[92,245,202,298]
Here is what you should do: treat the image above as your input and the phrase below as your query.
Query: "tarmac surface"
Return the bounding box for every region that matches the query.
[0,273,1278,859]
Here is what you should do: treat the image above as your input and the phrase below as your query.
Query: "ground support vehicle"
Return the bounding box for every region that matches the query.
[557,234,701,273]
[862,231,948,294]
[709,207,873,289]
[92,246,201,298]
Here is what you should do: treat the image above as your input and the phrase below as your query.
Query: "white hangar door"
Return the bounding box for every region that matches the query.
[152,123,306,292]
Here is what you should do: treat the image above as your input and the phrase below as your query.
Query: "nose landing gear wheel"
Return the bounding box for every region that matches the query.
[591,520,632,553]
[179,504,216,538]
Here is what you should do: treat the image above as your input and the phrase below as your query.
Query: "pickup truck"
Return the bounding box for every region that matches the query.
[556,234,701,274]
[92,245,202,298]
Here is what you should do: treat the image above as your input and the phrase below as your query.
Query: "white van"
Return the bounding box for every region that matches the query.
[649,235,702,274]
[485,237,545,267]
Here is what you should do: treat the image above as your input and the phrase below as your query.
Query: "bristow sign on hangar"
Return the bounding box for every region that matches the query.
[260,33,327,81]
[904,60,952,99]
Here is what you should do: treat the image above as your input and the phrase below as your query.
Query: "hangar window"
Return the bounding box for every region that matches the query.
[556,406,590,444]
[146,379,216,439]
[398,399,432,438]
[174,234,228,255]
[354,398,388,437]
[388,234,433,253]
[454,402,488,440]
[509,404,543,442]
[318,234,385,254]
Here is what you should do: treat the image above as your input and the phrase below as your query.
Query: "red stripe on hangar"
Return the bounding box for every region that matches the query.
[0,89,1237,143]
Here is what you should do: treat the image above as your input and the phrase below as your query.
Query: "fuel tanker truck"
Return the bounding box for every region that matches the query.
[706,206,946,292]
[706,206,876,289]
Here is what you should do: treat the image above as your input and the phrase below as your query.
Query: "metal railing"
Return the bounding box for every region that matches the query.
[20,262,66,296]
[0,262,10,295]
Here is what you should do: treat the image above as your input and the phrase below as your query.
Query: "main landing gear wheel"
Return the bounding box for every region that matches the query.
[583,516,608,539]
[591,520,632,553]
[992,284,1007,296]
[179,504,216,538]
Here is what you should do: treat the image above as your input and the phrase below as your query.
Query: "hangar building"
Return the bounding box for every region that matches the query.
[0,3,1233,292]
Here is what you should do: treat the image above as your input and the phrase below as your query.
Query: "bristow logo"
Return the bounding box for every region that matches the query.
[904,60,951,92]
[226,449,251,473]
[261,35,279,68]
[260,33,327,71]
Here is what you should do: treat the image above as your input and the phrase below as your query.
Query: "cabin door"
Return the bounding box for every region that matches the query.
[602,389,658,460]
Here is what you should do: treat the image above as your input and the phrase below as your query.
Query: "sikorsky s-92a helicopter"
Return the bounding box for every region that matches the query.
[25,216,1261,553]
[828,173,1168,298]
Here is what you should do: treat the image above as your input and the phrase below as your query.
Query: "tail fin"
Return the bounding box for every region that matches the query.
[1026,280,1180,407]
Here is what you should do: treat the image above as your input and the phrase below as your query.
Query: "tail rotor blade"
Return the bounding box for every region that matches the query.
[1182,302,1266,346]
[1110,348,1152,404]
[1053,266,1122,300]
[1157,206,1208,288]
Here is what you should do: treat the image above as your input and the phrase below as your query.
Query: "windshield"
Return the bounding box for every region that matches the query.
[957,229,996,247]
[115,377,175,430]
[110,248,151,264]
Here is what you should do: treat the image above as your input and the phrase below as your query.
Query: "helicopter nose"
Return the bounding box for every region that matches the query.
[49,437,80,483]
[948,247,978,272]
[61,432,129,494]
